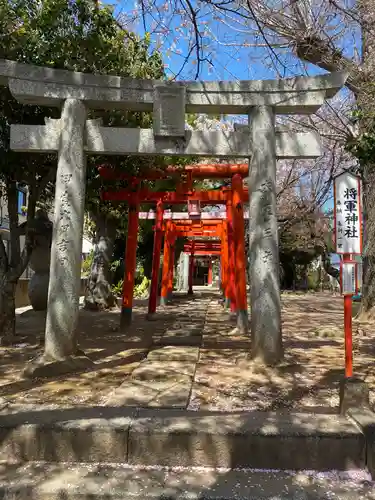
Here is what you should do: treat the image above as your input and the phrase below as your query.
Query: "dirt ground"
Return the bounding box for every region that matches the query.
[190,292,375,413]
[0,298,177,409]
[0,290,374,413]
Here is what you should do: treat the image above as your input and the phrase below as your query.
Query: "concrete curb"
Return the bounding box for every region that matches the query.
[0,408,366,472]
[347,407,375,479]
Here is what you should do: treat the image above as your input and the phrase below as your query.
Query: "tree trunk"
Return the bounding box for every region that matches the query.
[84,211,117,310]
[352,0,375,318]
[0,279,16,345]
[359,164,375,318]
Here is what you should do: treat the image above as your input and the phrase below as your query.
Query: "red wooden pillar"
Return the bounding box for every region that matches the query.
[121,201,139,328]
[221,220,230,307]
[147,200,163,318]
[232,174,248,332]
[208,260,213,285]
[227,199,237,312]
[188,240,195,295]
[167,231,176,299]
[161,220,172,306]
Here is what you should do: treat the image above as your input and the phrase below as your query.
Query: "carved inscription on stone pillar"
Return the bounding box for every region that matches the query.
[153,84,186,138]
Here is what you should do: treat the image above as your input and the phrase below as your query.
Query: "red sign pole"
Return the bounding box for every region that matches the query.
[343,253,353,378]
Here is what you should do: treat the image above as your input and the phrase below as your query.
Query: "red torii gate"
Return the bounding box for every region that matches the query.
[184,240,221,287]
[160,220,223,303]
[100,164,248,332]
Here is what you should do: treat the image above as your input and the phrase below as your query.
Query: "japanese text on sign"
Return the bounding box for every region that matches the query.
[341,261,357,296]
[334,172,362,255]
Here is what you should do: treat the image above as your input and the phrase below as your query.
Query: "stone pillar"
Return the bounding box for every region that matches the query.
[44,99,87,360]
[249,106,283,364]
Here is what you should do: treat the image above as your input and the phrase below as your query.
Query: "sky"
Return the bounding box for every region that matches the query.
[110,1,328,82]
[104,0,357,252]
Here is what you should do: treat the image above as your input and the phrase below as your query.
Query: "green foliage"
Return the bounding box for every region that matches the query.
[112,279,123,297]
[134,276,150,298]
[307,269,320,290]
[346,108,375,166]
[111,276,150,298]
[81,250,94,277]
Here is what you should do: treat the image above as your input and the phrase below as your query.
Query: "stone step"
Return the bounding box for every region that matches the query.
[0,409,365,472]
[0,462,373,499]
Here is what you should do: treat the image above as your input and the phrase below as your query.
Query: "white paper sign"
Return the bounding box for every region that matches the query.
[138,210,250,220]
[341,262,357,295]
[334,172,362,255]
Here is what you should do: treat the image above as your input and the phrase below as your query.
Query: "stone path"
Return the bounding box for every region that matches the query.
[106,293,211,408]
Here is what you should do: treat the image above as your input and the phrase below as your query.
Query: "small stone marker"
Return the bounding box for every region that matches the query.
[339,376,370,415]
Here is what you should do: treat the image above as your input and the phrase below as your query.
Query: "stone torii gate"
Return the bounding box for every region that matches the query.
[0,59,347,364]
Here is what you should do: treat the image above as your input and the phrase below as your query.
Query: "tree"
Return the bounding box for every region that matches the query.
[128,0,374,318]
[0,0,165,342]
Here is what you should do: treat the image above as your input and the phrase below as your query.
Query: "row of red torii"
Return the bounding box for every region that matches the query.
[0,59,346,362]
[99,163,250,332]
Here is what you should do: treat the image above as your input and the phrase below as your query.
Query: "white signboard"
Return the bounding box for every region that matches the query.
[341,261,357,296]
[334,172,362,255]
[138,210,250,220]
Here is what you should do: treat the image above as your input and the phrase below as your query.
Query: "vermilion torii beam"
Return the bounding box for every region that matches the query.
[184,249,221,256]
[102,187,249,204]
[98,163,248,181]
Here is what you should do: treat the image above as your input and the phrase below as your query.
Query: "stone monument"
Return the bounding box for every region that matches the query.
[27,209,53,311]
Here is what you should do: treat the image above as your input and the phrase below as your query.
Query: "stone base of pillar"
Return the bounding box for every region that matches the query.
[160,296,169,306]
[229,311,237,322]
[120,307,132,328]
[339,377,370,415]
[236,310,249,333]
[188,288,193,295]
[23,352,93,379]
[145,312,158,321]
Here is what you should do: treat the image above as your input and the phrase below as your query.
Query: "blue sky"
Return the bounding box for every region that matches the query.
[112,1,329,82]
[110,1,351,217]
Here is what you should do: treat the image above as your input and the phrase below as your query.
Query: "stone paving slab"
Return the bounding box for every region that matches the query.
[148,347,200,362]
[1,463,374,499]
[153,335,202,347]
[106,377,192,408]
[131,360,196,380]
